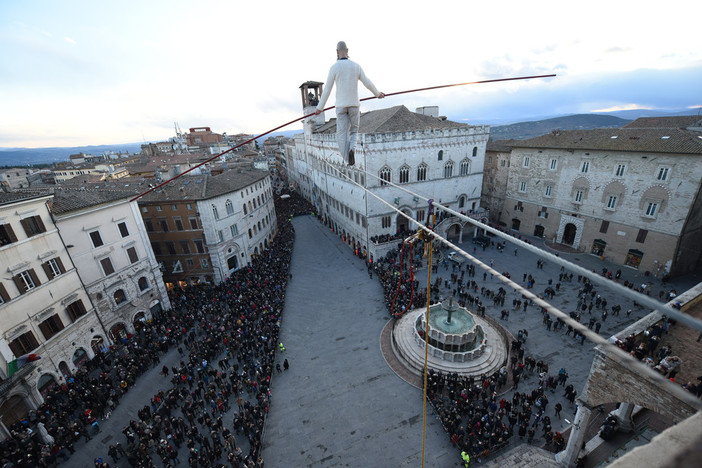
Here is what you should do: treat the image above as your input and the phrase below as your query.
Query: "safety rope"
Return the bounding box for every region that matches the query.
[325,162,702,412]
[358,167,702,334]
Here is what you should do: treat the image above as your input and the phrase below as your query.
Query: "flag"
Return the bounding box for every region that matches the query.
[7,354,41,377]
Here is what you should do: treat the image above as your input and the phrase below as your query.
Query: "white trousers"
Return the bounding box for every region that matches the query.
[336,106,360,163]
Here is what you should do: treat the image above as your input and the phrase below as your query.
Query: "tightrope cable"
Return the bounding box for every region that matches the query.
[129,73,555,203]
[324,161,702,412]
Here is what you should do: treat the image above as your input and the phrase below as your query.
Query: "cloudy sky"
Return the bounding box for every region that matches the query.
[1,0,700,147]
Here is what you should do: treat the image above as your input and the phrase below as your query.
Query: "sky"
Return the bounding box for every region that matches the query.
[1,0,700,148]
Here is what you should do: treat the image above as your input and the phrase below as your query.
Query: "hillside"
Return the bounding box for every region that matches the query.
[490,114,631,140]
[0,143,143,167]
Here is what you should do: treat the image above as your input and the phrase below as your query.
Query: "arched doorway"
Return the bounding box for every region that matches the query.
[72,348,88,368]
[0,395,31,429]
[110,322,128,342]
[534,225,545,238]
[511,218,521,231]
[37,374,57,397]
[396,210,411,233]
[563,223,577,245]
[58,361,71,379]
[90,335,106,355]
[447,224,461,242]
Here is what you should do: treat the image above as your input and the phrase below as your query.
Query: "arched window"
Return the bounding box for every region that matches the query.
[379,167,391,186]
[443,161,454,178]
[458,196,466,208]
[399,165,410,184]
[138,277,149,291]
[459,159,470,176]
[472,146,478,157]
[225,199,234,215]
[212,204,219,220]
[438,150,444,161]
[417,163,427,182]
[243,204,247,215]
[114,289,127,305]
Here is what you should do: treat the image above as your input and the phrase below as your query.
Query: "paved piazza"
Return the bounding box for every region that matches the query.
[73,215,698,467]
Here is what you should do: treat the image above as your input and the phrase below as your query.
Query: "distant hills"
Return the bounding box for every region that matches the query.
[489,114,631,140]
[0,143,143,167]
[2,109,698,167]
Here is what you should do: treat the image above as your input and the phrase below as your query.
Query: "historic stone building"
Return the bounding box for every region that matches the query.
[0,192,100,432]
[138,168,276,287]
[285,82,490,260]
[482,139,515,225]
[500,116,702,277]
[50,189,171,344]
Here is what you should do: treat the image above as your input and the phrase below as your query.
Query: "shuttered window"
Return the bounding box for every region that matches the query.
[9,331,39,357]
[13,269,41,294]
[39,314,65,340]
[20,215,46,237]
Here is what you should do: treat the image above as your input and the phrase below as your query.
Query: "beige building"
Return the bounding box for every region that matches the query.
[51,189,171,343]
[0,192,102,433]
[499,116,702,277]
[482,139,515,225]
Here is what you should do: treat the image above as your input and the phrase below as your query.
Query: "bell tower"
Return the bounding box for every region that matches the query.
[300,81,325,136]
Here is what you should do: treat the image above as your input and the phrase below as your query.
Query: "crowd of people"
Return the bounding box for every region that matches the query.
[2,192,698,466]
[366,228,699,461]
[0,193,315,468]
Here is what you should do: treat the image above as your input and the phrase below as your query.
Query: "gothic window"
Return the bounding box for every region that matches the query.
[459,159,470,176]
[399,165,410,184]
[443,161,454,178]
[417,163,427,182]
[379,167,391,186]
[225,199,234,215]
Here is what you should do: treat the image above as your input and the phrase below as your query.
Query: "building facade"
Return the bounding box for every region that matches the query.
[0,168,34,191]
[286,85,489,260]
[482,140,514,225]
[51,190,171,344]
[501,118,702,276]
[138,168,276,288]
[0,192,101,433]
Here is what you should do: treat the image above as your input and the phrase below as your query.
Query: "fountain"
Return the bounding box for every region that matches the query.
[391,298,507,377]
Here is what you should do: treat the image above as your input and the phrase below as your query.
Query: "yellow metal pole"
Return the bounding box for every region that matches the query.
[421,214,435,468]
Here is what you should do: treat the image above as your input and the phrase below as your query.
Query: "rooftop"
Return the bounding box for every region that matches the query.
[510,128,702,154]
[316,105,471,135]
[0,190,52,207]
[623,115,702,129]
[139,168,269,203]
[50,188,134,215]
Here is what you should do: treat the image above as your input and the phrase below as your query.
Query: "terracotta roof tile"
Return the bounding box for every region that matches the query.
[510,128,702,154]
[316,105,470,135]
[623,115,702,129]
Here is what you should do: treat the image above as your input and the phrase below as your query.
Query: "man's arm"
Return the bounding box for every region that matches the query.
[315,66,336,115]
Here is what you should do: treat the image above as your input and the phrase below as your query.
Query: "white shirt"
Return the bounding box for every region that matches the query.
[316,58,381,110]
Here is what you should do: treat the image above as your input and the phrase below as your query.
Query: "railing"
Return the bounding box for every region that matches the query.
[0,362,36,395]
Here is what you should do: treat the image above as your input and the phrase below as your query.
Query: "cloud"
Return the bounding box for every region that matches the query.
[590,104,653,113]
[64,36,76,45]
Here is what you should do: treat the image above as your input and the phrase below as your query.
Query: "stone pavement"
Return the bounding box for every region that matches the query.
[261,216,458,467]
[69,218,699,467]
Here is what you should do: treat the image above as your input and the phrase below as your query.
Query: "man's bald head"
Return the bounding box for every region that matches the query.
[336,41,348,51]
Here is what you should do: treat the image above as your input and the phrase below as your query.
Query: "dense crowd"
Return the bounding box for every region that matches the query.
[368,233,699,461]
[0,193,315,468]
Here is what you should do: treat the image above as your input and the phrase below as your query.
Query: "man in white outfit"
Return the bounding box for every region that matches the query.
[315,41,384,166]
